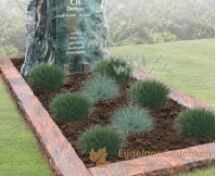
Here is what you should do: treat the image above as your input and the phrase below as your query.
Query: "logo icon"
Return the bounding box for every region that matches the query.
[89,147,110,166]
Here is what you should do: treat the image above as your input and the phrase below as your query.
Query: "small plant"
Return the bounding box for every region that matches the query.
[28,64,65,93]
[176,108,215,139]
[94,60,109,75]
[111,105,153,135]
[79,126,124,158]
[94,58,132,84]
[82,75,119,103]
[50,92,92,122]
[148,32,176,44]
[129,80,170,109]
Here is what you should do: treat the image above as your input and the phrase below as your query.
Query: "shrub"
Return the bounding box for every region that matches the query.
[148,33,164,44]
[82,75,119,103]
[0,45,19,57]
[129,80,170,109]
[79,126,124,158]
[94,58,132,84]
[148,32,176,44]
[162,32,177,42]
[111,105,153,135]
[94,60,109,75]
[176,108,215,139]
[28,64,65,93]
[50,92,92,122]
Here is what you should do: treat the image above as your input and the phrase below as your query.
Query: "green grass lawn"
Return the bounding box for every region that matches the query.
[111,39,215,106]
[0,76,52,176]
[179,166,214,176]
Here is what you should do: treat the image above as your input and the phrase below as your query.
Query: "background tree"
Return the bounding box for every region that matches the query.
[108,0,215,45]
[0,0,27,54]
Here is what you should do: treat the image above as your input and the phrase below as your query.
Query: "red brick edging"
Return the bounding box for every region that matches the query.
[89,143,214,176]
[0,54,214,176]
[0,54,91,176]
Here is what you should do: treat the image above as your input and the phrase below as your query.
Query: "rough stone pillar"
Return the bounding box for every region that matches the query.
[21,0,51,76]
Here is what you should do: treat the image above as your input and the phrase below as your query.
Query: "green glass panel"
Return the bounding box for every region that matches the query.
[53,0,108,72]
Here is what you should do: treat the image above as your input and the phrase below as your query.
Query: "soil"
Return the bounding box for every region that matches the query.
[12,59,214,168]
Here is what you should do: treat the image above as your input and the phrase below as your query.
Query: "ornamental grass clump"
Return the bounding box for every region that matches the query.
[82,75,119,103]
[94,58,132,84]
[50,92,92,122]
[176,108,215,140]
[129,80,170,109]
[79,126,124,158]
[111,105,153,135]
[28,64,65,93]
[94,60,109,75]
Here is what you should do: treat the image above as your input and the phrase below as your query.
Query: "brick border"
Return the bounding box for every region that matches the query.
[0,54,214,176]
[0,54,91,176]
[89,143,214,176]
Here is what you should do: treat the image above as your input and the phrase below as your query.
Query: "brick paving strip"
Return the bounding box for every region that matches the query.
[0,54,214,176]
[89,143,214,176]
[0,54,91,176]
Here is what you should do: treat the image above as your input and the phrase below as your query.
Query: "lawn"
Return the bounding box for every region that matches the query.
[0,76,52,176]
[111,39,215,106]
[179,166,214,176]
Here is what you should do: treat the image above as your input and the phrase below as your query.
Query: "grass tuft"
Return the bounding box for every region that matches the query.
[176,108,215,139]
[82,74,119,103]
[79,126,124,158]
[28,64,65,93]
[129,80,170,109]
[50,92,92,122]
[111,105,153,135]
[94,58,132,84]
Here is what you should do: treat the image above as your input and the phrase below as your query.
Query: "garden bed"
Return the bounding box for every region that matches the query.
[12,58,214,168]
[0,55,214,176]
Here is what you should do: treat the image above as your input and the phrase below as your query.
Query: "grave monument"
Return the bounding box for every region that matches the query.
[21,0,108,75]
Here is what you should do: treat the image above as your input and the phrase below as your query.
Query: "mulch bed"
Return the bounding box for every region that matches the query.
[12,59,214,168]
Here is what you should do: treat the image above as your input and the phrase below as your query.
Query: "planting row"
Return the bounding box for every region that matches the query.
[27,58,215,159]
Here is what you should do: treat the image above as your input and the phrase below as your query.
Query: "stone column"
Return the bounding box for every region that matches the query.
[21,0,51,76]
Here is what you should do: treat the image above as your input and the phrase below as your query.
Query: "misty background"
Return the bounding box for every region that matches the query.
[0,0,215,55]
